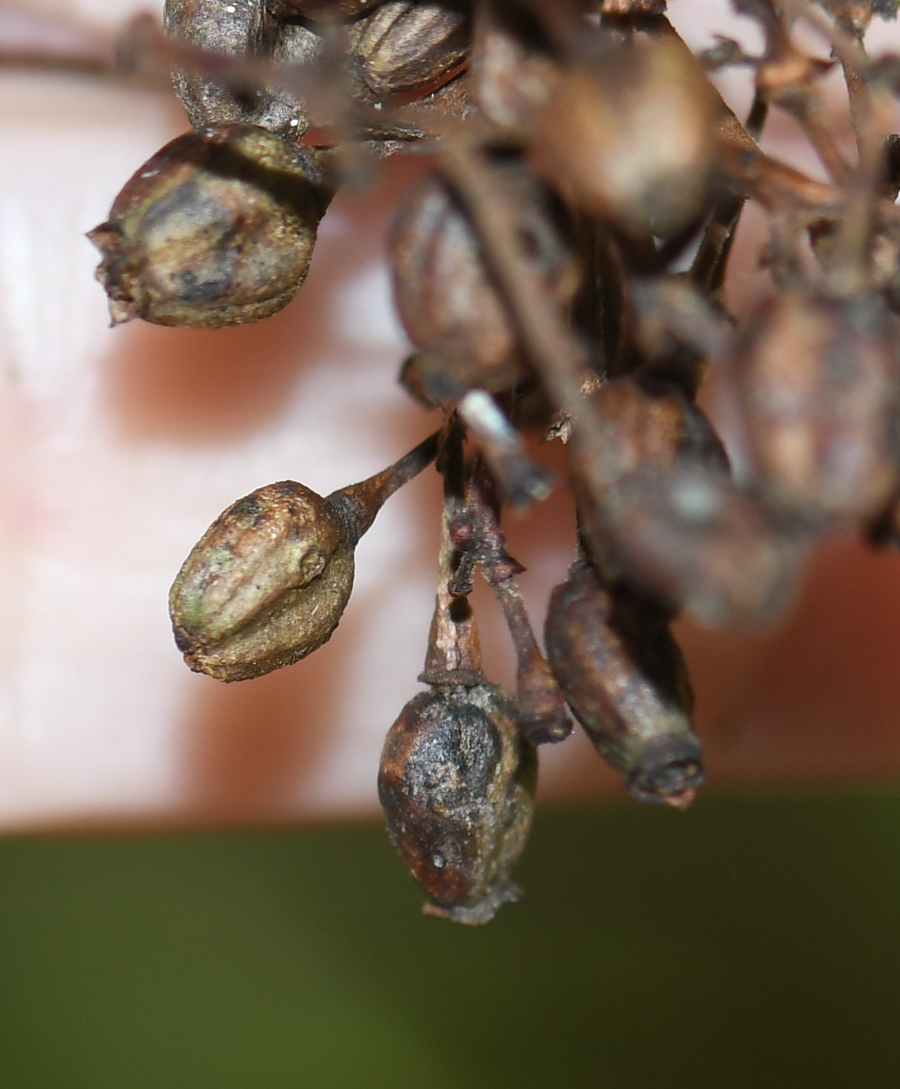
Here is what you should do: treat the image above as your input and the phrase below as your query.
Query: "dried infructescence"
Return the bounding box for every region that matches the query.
[25,0,900,919]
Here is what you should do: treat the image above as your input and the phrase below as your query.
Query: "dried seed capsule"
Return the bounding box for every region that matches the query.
[350,0,470,100]
[391,165,578,402]
[378,684,537,924]
[533,36,717,236]
[170,481,355,682]
[164,0,319,139]
[595,465,808,628]
[88,124,329,328]
[545,560,701,807]
[731,292,900,526]
[572,371,730,489]
[170,431,439,681]
[570,371,729,576]
[470,2,558,133]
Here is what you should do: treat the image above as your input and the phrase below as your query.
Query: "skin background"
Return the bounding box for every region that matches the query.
[1,4,900,1087]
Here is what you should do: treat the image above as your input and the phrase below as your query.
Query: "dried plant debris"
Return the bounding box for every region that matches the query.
[12,0,900,918]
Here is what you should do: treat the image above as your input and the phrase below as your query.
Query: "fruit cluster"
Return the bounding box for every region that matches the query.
[89,0,900,921]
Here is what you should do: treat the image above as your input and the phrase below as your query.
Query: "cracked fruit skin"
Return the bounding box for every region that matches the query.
[378,684,537,924]
[169,481,355,682]
[88,124,322,328]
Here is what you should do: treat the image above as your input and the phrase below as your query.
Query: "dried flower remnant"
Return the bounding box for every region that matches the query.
[546,559,702,808]
[170,432,439,681]
[88,124,331,328]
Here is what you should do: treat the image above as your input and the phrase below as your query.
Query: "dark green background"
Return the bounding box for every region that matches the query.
[0,793,897,1088]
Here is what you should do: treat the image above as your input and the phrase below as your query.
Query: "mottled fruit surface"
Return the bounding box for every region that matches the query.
[164,0,320,139]
[88,124,323,328]
[170,481,354,681]
[534,36,717,236]
[378,684,537,924]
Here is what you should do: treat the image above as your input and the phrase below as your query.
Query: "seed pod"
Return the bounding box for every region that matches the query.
[569,371,729,576]
[87,124,329,328]
[731,292,900,526]
[595,464,808,627]
[350,1,470,100]
[533,35,718,237]
[378,684,537,924]
[572,371,730,490]
[546,560,701,807]
[164,0,319,139]
[170,481,355,682]
[391,165,578,402]
[170,431,439,681]
[470,2,558,134]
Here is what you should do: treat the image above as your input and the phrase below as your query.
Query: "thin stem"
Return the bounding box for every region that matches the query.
[465,462,572,744]
[691,91,770,297]
[420,426,484,688]
[438,139,626,513]
[457,390,554,510]
[777,0,871,81]
[327,429,441,546]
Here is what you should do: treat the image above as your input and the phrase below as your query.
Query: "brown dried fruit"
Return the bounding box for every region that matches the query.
[569,371,729,578]
[164,0,320,139]
[170,481,355,682]
[545,559,701,807]
[391,164,578,402]
[572,371,729,490]
[533,35,718,236]
[595,464,808,627]
[378,684,537,924]
[87,124,329,328]
[170,431,438,680]
[350,0,470,99]
[270,0,384,19]
[731,292,900,526]
[470,2,558,133]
